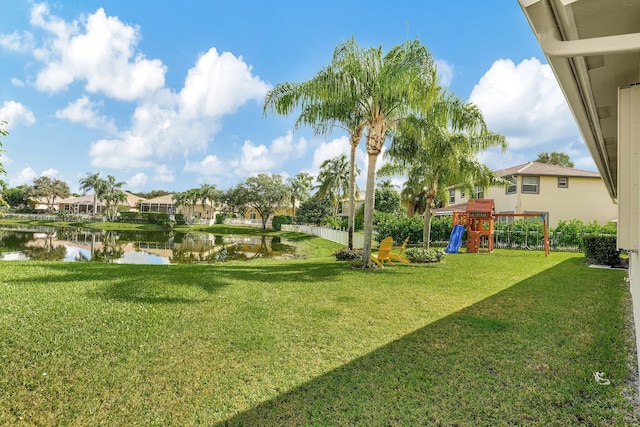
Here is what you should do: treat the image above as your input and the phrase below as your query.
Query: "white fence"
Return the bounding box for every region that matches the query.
[224,218,270,228]
[282,224,364,248]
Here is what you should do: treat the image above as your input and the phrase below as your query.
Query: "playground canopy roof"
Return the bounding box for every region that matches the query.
[466,199,495,215]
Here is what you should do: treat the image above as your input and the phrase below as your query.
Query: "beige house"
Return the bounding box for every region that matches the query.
[443,162,616,228]
[58,192,145,214]
[519,0,640,395]
[140,194,220,223]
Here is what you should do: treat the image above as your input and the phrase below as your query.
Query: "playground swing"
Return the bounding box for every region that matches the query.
[446,199,550,256]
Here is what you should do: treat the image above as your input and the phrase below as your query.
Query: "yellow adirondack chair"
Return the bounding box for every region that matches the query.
[371,236,394,267]
[389,237,410,264]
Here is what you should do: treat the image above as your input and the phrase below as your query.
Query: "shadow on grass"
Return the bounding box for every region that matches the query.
[6,258,351,304]
[219,258,634,426]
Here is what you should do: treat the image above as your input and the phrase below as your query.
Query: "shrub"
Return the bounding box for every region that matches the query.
[582,235,621,266]
[321,216,342,229]
[215,213,228,224]
[334,247,364,261]
[272,215,293,231]
[403,247,446,263]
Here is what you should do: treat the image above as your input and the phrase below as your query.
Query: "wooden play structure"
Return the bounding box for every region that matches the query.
[451,199,550,256]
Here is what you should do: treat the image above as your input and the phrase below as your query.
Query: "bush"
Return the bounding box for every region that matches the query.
[582,235,621,266]
[272,215,292,231]
[334,247,364,261]
[403,247,446,263]
[321,216,342,229]
[215,213,228,224]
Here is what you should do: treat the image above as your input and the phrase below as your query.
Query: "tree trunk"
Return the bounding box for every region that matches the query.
[362,152,378,267]
[348,142,357,250]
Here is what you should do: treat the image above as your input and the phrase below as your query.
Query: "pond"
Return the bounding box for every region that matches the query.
[0,226,297,264]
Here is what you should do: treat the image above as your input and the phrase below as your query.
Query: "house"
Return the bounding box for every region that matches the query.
[139,194,176,214]
[518,0,640,395]
[140,194,220,223]
[58,192,145,215]
[441,162,617,228]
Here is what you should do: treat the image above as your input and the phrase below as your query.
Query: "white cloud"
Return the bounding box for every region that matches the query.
[10,78,25,87]
[153,164,174,183]
[179,47,270,119]
[41,168,61,179]
[55,96,116,132]
[127,172,147,188]
[231,132,310,176]
[31,5,165,100]
[469,58,578,149]
[184,155,225,175]
[436,59,454,87]
[0,101,36,129]
[0,30,34,52]
[9,166,60,186]
[311,136,351,172]
[469,57,590,170]
[10,167,38,186]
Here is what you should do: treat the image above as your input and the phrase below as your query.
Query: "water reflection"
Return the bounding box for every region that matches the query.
[0,226,295,264]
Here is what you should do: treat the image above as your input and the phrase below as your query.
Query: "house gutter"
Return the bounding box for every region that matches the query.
[538,29,640,57]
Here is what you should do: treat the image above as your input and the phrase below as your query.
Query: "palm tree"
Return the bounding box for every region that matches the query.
[101,175,126,221]
[264,41,367,250]
[198,183,222,221]
[381,103,508,249]
[79,172,104,214]
[316,154,353,217]
[265,37,440,264]
[286,172,313,217]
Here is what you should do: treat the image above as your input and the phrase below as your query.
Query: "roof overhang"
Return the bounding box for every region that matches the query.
[519,0,640,201]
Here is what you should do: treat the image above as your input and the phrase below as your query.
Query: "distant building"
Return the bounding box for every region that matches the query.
[437,162,616,228]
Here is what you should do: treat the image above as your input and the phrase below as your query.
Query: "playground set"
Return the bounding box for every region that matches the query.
[445,199,550,256]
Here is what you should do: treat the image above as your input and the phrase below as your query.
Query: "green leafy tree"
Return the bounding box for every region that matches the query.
[222,185,248,217]
[3,185,30,209]
[294,194,334,225]
[286,172,313,216]
[237,173,290,229]
[534,152,574,167]
[79,172,105,214]
[31,176,71,212]
[375,180,402,214]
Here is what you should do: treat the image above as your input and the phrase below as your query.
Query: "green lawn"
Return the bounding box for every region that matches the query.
[0,237,637,426]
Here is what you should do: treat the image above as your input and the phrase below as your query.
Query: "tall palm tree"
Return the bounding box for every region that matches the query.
[330,38,441,263]
[198,183,222,221]
[101,175,126,221]
[79,172,104,214]
[286,172,313,217]
[264,41,367,250]
[381,103,508,249]
[265,37,440,264]
[316,154,353,217]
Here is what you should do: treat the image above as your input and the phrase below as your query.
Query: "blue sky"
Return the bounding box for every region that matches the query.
[0,1,593,194]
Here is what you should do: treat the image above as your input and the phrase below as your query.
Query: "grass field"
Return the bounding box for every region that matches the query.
[0,233,637,426]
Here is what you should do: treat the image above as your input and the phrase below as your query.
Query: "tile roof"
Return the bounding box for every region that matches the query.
[494,162,601,178]
[140,194,175,204]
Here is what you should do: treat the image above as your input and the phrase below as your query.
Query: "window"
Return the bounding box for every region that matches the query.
[249,212,257,220]
[474,185,484,199]
[522,176,539,194]
[558,177,569,188]
[460,191,465,199]
[506,177,517,194]
[449,189,455,204]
